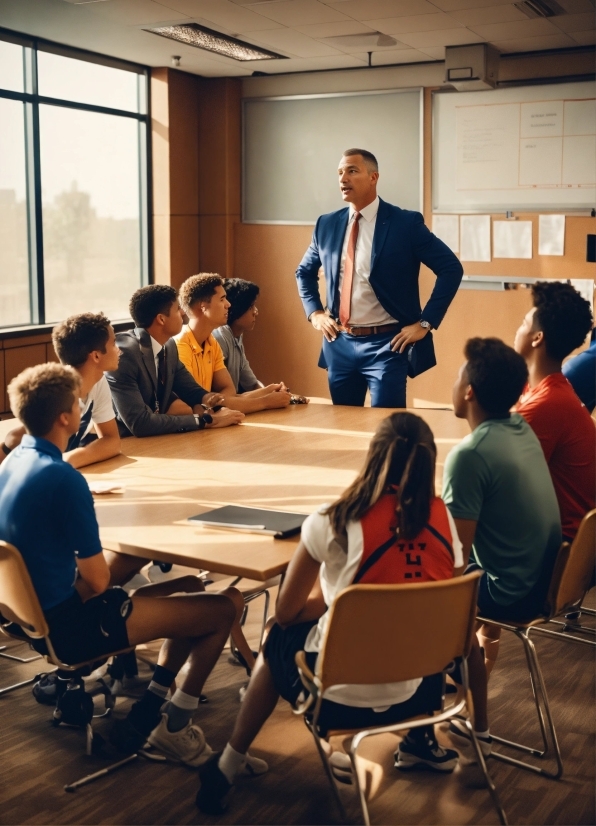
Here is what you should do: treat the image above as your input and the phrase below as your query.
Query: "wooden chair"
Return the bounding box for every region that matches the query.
[0,540,163,791]
[295,572,507,826]
[477,510,596,780]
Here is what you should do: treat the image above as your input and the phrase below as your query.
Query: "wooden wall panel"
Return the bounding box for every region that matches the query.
[234,223,330,398]
[4,343,48,412]
[169,215,200,290]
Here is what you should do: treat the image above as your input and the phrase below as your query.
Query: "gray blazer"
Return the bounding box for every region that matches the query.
[106,327,207,437]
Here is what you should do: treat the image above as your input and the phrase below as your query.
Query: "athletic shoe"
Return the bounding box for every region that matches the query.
[147,713,213,767]
[395,731,459,773]
[196,753,235,815]
[242,753,268,776]
[448,719,492,758]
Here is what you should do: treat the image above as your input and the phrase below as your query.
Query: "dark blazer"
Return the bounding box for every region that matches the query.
[106,328,207,437]
[295,198,463,376]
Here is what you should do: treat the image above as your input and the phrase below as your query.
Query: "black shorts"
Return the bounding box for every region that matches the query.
[31,588,133,665]
[470,560,553,624]
[264,620,443,737]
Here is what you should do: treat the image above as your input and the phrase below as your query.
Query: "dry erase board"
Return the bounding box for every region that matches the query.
[432,81,596,213]
[243,89,422,224]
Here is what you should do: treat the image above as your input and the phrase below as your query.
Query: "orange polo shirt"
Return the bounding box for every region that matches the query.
[174,325,225,391]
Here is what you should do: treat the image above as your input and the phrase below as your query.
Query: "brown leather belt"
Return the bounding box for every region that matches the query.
[340,322,401,337]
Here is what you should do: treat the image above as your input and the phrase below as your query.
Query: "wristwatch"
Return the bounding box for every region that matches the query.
[419,320,432,330]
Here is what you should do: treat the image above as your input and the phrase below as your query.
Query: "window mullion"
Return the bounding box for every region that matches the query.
[23,45,45,325]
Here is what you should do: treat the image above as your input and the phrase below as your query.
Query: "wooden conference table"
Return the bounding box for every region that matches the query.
[0,403,468,582]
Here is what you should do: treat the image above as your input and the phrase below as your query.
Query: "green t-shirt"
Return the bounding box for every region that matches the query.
[442,414,561,605]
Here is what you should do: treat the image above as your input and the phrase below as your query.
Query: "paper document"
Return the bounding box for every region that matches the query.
[460,215,491,261]
[432,214,459,253]
[493,221,533,259]
[538,214,565,256]
[568,279,594,313]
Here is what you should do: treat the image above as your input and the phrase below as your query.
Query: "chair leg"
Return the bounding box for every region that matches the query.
[530,622,596,647]
[64,754,139,791]
[0,673,39,696]
[303,716,349,823]
[463,719,508,825]
[490,629,563,779]
[0,644,42,663]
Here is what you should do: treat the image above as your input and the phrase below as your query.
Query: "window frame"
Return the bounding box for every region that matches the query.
[0,27,152,330]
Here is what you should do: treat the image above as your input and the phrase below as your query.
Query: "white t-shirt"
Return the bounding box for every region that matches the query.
[300,505,463,709]
[80,375,115,439]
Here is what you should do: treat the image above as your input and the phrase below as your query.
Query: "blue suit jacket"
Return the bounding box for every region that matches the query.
[295,198,463,377]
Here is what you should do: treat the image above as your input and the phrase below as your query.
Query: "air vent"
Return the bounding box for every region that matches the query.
[322,33,398,48]
[513,0,566,18]
[145,23,286,62]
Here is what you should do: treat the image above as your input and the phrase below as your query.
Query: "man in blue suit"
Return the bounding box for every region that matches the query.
[296,149,463,407]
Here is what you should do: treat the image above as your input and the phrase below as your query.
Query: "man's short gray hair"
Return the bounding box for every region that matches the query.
[342,148,378,172]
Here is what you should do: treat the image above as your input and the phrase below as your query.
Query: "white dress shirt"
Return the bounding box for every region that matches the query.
[337,196,397,327]
[150,335,163,378]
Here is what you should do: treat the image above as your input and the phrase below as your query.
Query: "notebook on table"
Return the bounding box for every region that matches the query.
[187,505,308,539]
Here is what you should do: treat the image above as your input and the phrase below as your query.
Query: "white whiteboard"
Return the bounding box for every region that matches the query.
[433,81,596,213]
[243,89,422,224]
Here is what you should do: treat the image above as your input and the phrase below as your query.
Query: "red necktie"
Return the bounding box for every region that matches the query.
[339,212,361,327]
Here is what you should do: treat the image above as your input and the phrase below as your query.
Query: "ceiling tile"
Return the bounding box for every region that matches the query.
[294,20,376,37]
[568,29,596,44]
[244,26,344,56]
[417,45,447,58]
[156,0,284,31]
[430,0,518,10]
[551,12,596,32]
[327,37,412,53]
[398,26,484,46]
[244,0,351,26]
[325,0,439,20]
[469,17,562,39]
[251,52,368,71]
[556,0,596,12]
[365,47,441,64]
[448,4,528,26]
[492,32,577,50]
[365,12,465,34]
[87,0,189,25]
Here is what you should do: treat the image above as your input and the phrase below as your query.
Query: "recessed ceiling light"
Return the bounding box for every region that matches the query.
[145,23,286,62]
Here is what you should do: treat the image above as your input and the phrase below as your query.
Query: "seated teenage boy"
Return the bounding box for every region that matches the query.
[514,281,595,542]
[442,338,561,756]
[1,313,121,468]
[0,363,236,765]
[212,278,262,393]
[175,274,292,413]
[196,411,463,815]
[107,284,244,438]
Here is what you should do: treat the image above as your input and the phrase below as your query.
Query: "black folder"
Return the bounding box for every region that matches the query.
[187,505,308,538]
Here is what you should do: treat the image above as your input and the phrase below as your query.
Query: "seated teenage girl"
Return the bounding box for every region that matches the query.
[196,411,464,815]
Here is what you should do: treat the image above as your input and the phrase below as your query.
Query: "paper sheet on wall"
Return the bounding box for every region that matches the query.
[432,214,459,253]
[538,214,565,256]
[567,279,594,313]
[493,221,533,259]
[460,215,491,261]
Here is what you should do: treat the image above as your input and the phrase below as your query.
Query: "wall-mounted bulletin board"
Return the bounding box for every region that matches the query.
[432,80,596,214]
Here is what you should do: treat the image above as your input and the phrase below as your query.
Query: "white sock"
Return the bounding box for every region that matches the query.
[147,680,169,699]
[218,743,247,784]
[164,689,200,732]
[475,728,490,739]
[171,689,200,710]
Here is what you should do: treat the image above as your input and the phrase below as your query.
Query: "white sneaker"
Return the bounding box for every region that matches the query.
[241,753,268,776]
[147,713,213,767]
[448,719,492,759]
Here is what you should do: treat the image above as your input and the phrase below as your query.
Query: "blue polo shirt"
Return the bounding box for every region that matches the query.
[563,329,596,413]
[0,435,103,611]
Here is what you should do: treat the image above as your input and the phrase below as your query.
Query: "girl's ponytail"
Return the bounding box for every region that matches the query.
[397,442,434,540]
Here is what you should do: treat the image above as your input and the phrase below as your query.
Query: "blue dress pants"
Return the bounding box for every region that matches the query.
[322,331,409,408]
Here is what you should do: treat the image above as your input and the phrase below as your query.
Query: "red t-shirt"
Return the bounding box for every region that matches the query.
[517,374,596,540]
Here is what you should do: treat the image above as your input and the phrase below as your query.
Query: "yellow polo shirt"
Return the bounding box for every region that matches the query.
[174,325,225,391]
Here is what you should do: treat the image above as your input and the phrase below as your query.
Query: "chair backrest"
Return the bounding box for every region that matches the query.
[316,571,482,692]
[551,510,596,616]
[0,541,49,638]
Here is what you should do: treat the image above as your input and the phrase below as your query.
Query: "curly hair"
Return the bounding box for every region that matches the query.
[222,278,260,325]
[464,337,528,418]
[8,363,81,437]
[52,312,111,368]
[129,285,177,329]
[532,281,593,361]
[179,274,223,312]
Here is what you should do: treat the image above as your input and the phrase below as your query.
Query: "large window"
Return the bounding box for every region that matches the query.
[0,33,149,328]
